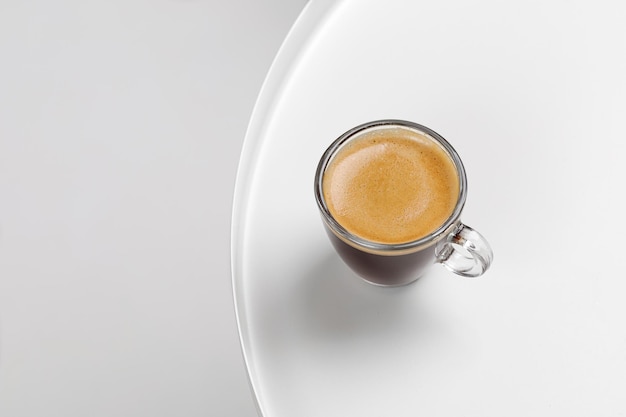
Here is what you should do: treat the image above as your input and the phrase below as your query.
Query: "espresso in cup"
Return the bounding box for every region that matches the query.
[315,120,492,285]
[322,128,459,245]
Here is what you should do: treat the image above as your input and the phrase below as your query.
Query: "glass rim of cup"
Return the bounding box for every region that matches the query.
[314,119,468,255]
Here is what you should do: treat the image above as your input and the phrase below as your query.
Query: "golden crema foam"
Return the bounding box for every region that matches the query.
[322,128,460,244]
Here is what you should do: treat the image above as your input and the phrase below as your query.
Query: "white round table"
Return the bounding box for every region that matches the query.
[232,0,626,416]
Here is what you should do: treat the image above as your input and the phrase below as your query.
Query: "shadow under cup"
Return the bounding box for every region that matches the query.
[314,120,493,286]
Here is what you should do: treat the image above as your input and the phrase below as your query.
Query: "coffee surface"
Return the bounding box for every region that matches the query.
[322,128,459,244]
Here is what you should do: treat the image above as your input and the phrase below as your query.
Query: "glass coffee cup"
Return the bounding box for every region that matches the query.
[314,120,493,286]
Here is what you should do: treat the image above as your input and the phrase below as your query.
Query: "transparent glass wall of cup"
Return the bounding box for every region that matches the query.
[314,120,493,286]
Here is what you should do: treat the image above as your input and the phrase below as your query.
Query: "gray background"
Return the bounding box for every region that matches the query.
[0,0,307,415]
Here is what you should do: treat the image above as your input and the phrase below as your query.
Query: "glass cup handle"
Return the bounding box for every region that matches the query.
[435,223,493,277]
